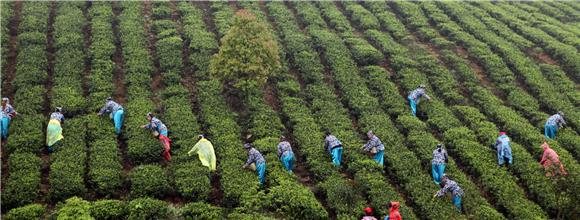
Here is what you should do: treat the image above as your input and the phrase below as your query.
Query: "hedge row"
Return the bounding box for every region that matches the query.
[437,2,580,134]
[505,2,580,39]
[287,2,419,218]
[538,64,580,108]
[473,2,580,83]
[7,197,223,219]
[6,2,50,154]
[86,2,123,198]
[50,3,86,116]
[118,1,161,165]
[49,117,88,202]
[0,1,13,74]
[156,1,212,202]
[2,3,49,212]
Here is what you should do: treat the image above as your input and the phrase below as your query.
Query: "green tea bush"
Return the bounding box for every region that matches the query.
[127,198,169,220]
[129,165,170,199]
[179,202,224,220]
[4,204,45,220]
[90,200,128,220]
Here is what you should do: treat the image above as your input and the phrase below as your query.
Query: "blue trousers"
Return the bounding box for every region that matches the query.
[159,129,168,136]
[432,163,446,184]
[408,97,417,116]
[331,146,343,166]
[1,117,10,140]
[281,153,295,173]
[374,150,384,166]
[452,195,462,212]
[256,162,266,185]
[113,110,124,135]
[544,124,557,139]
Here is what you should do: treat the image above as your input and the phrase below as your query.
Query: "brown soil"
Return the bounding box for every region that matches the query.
[1,1,22,101]
[193,1,219,43]
[81,2,92,98]
[39,2,57,203]
[528,49,557,65]
[142,1,164,112]
[111,2,127,104]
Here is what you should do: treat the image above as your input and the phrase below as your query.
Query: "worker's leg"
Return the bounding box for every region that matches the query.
[288,153,295,173]
[438,164,445,182]
[331,146,341,166]
[544,125,556,139]
[452,195,462,212]
[498,155,504,167]
[337,147,343,165]
[256,162,266,184]
[431,164,440,184]
[374,150,384,166]
[1,116,10,140]
[408,98,417,116]
[113,109,124,135]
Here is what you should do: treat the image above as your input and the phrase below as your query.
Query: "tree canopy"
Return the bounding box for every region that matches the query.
[209,10,280,92]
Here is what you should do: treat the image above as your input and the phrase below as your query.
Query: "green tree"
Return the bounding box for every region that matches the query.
[210,10,280,93]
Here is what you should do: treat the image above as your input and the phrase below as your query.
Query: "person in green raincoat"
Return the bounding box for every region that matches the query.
[188,134,217,171]
[47,107,64,153]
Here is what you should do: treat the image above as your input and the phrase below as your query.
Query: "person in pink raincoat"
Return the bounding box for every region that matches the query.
[539,141,567,177]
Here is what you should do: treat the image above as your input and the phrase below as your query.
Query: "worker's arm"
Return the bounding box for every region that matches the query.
[97,105,109,115]
[277,144,282,158]
[424,93,431,101]
[243,152,255,168]
[188,142,199,156]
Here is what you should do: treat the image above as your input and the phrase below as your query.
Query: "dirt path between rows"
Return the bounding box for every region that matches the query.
[1,1,22,101]
[39,1,57,208]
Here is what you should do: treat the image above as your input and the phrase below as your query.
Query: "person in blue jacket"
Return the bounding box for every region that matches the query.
[407,84,431,117]
[431,144,448,185]
[324,131,343,166]
[97,97,124,135]
[494,132,513,168]
[242,143,267,185]
[544,111,566,139]
[277,136,295,173]
[1,97,18,141]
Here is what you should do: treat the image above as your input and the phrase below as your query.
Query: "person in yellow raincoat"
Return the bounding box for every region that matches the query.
[47,107,64,153]
[188,134,216,171]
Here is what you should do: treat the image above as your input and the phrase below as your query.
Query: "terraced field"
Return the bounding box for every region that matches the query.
[1,1,578,219]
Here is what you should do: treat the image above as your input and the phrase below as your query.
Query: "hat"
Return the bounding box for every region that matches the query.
[2,97,8,101]
[558,111,564,116]
[55,107,62,112]
[198,134,205,139]
[243,143,252,149]
[363,207,373,215]
[419,84,426,88]
[106,97,113,101]
[367,130,373,136]
[437,143,443,148]
[280,135,286,141]
[146,112,153,117]
[499,131,506,136]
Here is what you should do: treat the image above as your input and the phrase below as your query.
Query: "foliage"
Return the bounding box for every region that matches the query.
[210,10,281,92]
[127,198,169,220]
[56,197,94,220]
[129,165,170,199]
[4,204,45,220]
[90,200,128,220]
[179,202,224,220]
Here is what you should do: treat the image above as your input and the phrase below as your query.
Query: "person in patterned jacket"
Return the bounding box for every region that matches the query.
[140,112,171,161]
[243,143,267,185]
[1,97,18,141]
[407,84,431,117]
[97,97,125,135]
[434,175,464,212]
[544,111,566,139]
[362,130,385,166]
[277,136,295,173]
[431,144,448,185]
[324,131,344,166]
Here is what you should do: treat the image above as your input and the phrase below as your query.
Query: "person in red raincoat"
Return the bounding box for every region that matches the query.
[384,201,402,220]
[540,141,567,177]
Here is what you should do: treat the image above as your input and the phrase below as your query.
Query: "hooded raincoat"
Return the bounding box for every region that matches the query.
[540,142,567,176]
[188,138,217,171]
[384,202,402,220]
